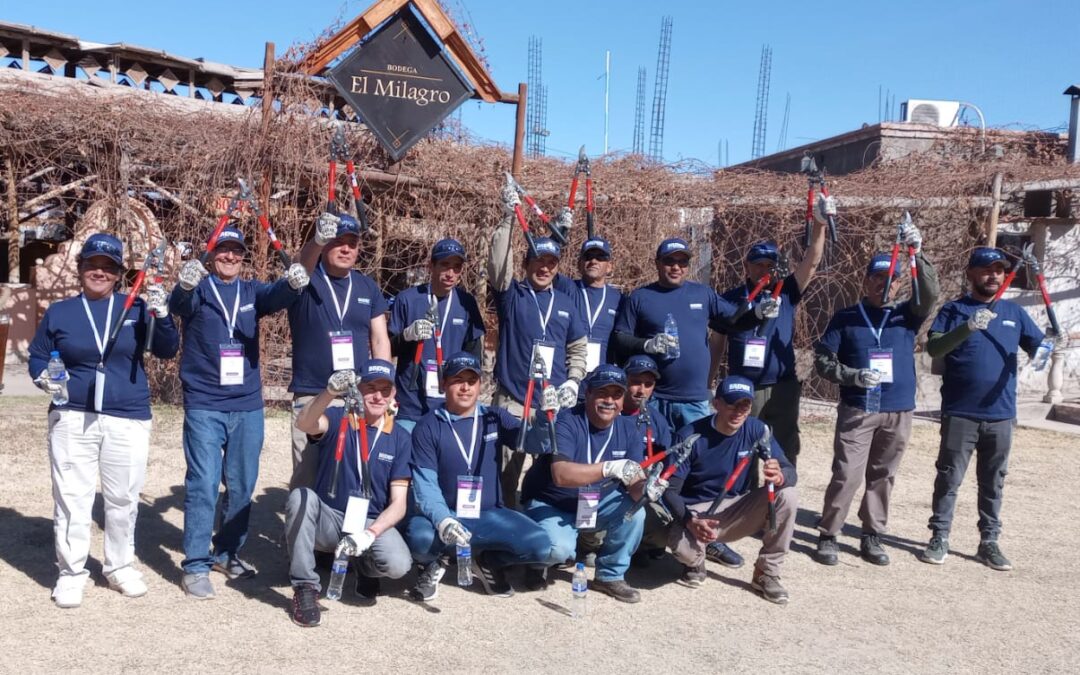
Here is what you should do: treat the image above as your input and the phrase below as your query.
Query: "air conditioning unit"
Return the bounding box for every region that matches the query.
[900,99,961,127]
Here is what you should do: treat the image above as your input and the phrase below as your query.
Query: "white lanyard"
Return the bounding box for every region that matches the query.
[580,283,608,334]
[208,277,242,339]
[355,415,385,481]
[320,264,353,327]
[447,406,480,470]
[857,302,892,346]
[80,294,115,359]
[528,287,555,339]
[429,289,454,349]
[586,423,615,465]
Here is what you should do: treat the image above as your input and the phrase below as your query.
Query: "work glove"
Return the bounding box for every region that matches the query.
[646,477,669,503]
[556,380,579,408]
[855,368,882,389]
[552,206,573,233]
[754,295,782,320]
[335,530,375,558]
[967,308,996,332]
[540,385,560,413]
[501,180,521,217]
[437,517,471,546]
[146,284,169,319]
[900,219,923,254]
[1053,332,1069,350]
[178,259,209,291]
[315,212,341,245]
[327,369,357,397]
[814,194,837,226]
[644,332,679,357]
[33,369,66,395]
[285,263,310,290]
[602,458,645,486]
[403,318,435,342]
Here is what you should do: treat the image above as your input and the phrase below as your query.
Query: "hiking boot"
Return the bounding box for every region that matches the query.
[976,541,1013,571]
[524,566,550,591]
[475,552,514,598]
[815,535,839,566]
[705,542,744,568]
[680,562,706,588]
[52,575,87,609]
[592,578,641,604]
[860,533,890,566]
[212,555,257,580]
[354,572,380,602]
[290,584,321,628]
[920,535,949,565]
[751,568,789,605]
[409,560,446,602]
[107,568,148,598]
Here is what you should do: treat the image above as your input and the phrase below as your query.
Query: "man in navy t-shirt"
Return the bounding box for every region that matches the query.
[389,238,485,432]
[286,359,413,627]
[289,212,390,489]
[918,247,1053,571]
[553,237,623,377]
[813,223,938,568]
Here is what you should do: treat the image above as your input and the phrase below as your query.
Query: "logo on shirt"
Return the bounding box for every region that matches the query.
[357,297,371,305]
[613,450,626,459]
[1002,320,1016,328]
[557,310,570,319]
[452,318,465,326]
[737,448,752,459]
[689,303,703,310]
[240,303,255,313]
[484,432,499,441]
[123,319,136,327]
[378,452,395,463]
[607,308,617,315]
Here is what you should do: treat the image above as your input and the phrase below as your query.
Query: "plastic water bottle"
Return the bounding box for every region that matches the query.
[1032,337,1055,372]
[326,549,349,601]
[664,314,680,359]
[865,384,882,414]
[47,351,69,406]
[571,562,588,619]
[457,543,473,586]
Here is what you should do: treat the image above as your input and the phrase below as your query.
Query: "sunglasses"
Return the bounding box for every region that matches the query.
[582,251,611,262]
[659,256,690,268]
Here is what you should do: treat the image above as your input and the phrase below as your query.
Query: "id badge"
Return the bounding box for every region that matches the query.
[93,363,106,413]
[329,331,355,371]
[868,349,894,384]
[456,475,483,519]
[585,340,602,373]
[532,340,555,379]
[743,338,767,369]
[219,343,245,386]
[341,492,370,535]
[575,488,601,529]
[424,361,444,400]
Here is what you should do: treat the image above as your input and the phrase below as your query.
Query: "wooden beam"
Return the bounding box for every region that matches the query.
[512,82,526,178]
[300,0,399,74]
[141,177,201,217]
[5,153,19,283]
[20,174,97,213]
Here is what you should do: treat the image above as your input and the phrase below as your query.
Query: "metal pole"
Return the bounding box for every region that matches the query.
[1069,95,1080,164]
[603,51,610,155]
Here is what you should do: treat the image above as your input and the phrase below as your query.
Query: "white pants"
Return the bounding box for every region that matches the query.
[48,410,151,581]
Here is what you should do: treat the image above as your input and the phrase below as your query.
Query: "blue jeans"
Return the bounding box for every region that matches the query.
[404,508,551,569]
[654,397,713,432]
[525,490,644,582]
[181,408,264,574]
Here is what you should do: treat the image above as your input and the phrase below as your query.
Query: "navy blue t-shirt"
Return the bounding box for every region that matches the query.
[388,284,485,422]
[521,406,645,513]
[818,299,927,412]
[288,265,387,395]
[614,281,740,402]
[28,293,180,420]
[931,296,1043,420]
[311,408,412,516]
[554,274,622,371]
[715,274,803,386]
[493,280,587,403]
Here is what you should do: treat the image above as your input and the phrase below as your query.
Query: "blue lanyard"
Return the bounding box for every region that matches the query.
[857,301,891,346]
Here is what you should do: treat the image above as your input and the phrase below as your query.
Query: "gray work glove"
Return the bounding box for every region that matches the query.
[336,530,375,558]
[602,459,645,486]
[646,477,669,503]
[855,369,882,389]
[556,380,579,409]
[146,284,169,319]
[403,318,435,342]
[540,384,560,413]
[754,295,782,320]
[178,259,209,291]
[644,332,679,357]
[34,369,66,395]
[437,517,471,546]
[315,212,341,246]
[967,308,996,331]
[327,369,357,397]
[900,219,923,254]
[552,206,573,232]
[501,180,521,217]
[814,194,837,225]
[285,263,310,291]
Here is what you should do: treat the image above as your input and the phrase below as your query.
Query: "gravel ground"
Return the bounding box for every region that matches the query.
[1,396,1077,673]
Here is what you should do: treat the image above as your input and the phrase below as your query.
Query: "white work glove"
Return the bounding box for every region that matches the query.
[855,369,882,389]
[146,284,169,319]
[178,259,209,291]
[644,332,679,357]
[315,212,341,245]
[403,318,435,342]
[646,477,669,503]
[602,459,645,486]
[814,194,837,226]
[967,308,996,331]
[754,295,782,320]
[553,206,573,232]
[540,384,560,413]
[437,517,470,546]
[34,369,66,395]
[556,380,579,408]
[327,369,357,397]
[501,181,521,217]
[1053,332,1070,350]
[900,219,923,254]
[285,263,310,290]
[335,530,375,557]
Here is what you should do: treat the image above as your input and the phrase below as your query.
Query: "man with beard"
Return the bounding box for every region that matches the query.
[554,237,622,377]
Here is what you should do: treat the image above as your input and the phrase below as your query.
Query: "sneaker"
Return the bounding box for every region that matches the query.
[474,552,514,598]
[212,555,257,580]
[354,572,380,602]
[920,535,949,565]
[409,560,445,602]
[680,562,706,588]
[705,542,744,568]
[52,575,87,609]
[592,578,641,604]
[976,541,1013,571]
[815,535,839,566]
[523,566,550,592]
[860,533,890,566]
[181,572,216,600]
[290,584,321,628]
[107,568,148,598]
[751,568,790,605]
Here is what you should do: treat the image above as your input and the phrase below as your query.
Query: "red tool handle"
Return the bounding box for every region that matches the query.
[644,426,654,460]
[523,194,551,224]
[660,458,683,481]
[206,212,232,254]
[886,242,901,278]
[804,186,815,228]
[908,248,919,280]
[346,161,363,202]
[1037,273,1052,308]
[771,277,786,301]
[521,377,536,418]
[724,456,751,492]
[106,270,146,345]
[640,448,668,470]
[747,274,771,302]
[328,162,337,205]
[990,268,1018,306]
[585,178,594,213]
[434,330,444,370]
[358,413,370,464]
[412,340,424,365]
[568,176,579,210]
[334,413,348,462]
[512,204,531,235]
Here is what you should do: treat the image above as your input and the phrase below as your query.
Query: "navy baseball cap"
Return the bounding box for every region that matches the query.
[335,213,361,239]
[656,238,692,259]
[746,240,779,263]
[214,227,248,251]
[360,358,394,383]
[865,253,898,277]
[432,238,467,262]
[580,237,612,257]
[526,237,562,260]
[586,364,628,392]
[79,233,124,266]
[442,351,482,378]
[715,375,755,404]
[967,247,1011,270]
[624,354,661,379]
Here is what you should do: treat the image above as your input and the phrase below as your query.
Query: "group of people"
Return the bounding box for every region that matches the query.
[28,183,1061,628]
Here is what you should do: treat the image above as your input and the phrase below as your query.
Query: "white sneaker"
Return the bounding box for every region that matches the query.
[107,568,148,598]
[52,575,87,609]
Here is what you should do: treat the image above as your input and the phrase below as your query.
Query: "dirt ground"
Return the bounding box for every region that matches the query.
[1,396,1077,674]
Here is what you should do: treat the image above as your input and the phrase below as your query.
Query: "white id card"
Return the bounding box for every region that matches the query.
[532,341,555,379]
[456,475,483,519]
[868,349,894,384]
[342,493,370,535]
[575,489,601,529]
[93,363,106,412]
[585,340,602,373]
[743,338,767,369]
[219,343,244,386]
[329,331,355,371]
[424,361,444,399]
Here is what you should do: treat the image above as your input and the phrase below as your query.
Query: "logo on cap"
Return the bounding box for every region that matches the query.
[728,382,752,393]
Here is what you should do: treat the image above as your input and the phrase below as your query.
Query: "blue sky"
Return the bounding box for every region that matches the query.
[8,0,1078,164]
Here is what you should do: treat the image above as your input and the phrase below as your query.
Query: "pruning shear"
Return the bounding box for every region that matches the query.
[329,381,371,500]
[801,154,839,246]
[329,125,371,232]
[409,294,443,392]
[506,172,569,245]
[1020,243,1062,336]
[237,178,292,269]
[568,145,596,240]
[201,188,245,263]
[515,350,558,455]
[883,212,920,305]
[623,432,701,522]
[988,244,1026,310]
[755,425,777,533]
[754,248,790,337]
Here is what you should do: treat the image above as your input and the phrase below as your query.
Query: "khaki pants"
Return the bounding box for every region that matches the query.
[289,394,344,490]
[752,378,802,465]
[493,385,530,510]
[818,403,912,536]
[668,486,798,576]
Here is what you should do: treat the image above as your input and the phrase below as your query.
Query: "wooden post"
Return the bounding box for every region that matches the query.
[986,171,1003,246]
[260,42,275,257]
[5,154,19,283]
[511,82,527,178]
